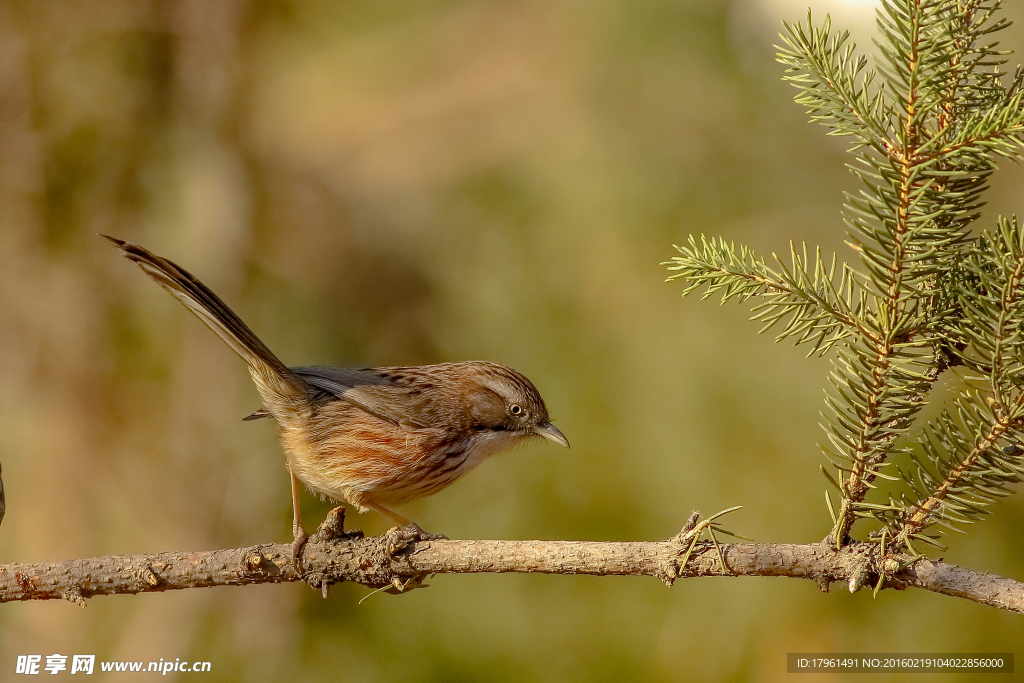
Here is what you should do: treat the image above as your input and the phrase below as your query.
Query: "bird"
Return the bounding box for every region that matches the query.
[103,235,568,561]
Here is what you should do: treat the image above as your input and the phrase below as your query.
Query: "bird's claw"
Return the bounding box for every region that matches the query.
[291,530,310,572]
[384,524,447,555]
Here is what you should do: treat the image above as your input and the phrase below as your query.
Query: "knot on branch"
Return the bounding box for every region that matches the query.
[308,507,363,545]
[833,541,912,596]
[239,547,282,579]
[300,507,366,597]
[140,563,166,590]
[846,551,871,594]
[662,511,705,585]
[663,508,743,585]
[60,586,87,608]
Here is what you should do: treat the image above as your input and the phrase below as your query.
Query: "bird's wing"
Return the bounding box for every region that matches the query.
[290,366,435,429]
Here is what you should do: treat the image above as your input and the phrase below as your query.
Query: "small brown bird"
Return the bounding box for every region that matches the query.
[104,236,568,558]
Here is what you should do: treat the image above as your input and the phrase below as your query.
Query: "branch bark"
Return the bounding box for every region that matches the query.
[1,509,1021,613]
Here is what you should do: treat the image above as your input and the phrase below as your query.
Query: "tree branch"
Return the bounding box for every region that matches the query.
[1,509,1021,613]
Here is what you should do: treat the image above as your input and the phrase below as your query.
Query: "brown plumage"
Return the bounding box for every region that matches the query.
[103,236,568,556]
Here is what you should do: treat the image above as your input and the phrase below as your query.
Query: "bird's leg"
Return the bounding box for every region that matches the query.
[351,494,448,553]
[290,471,310,570]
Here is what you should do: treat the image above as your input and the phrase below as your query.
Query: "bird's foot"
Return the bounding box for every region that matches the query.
[291,529,310,573]
[384,524,447,555]
[293,507,364,576]
[292,508,366,597]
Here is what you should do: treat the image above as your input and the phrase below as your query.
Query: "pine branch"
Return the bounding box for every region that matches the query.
[894,399,1018,548]
[669,0,1024,573]
[888,220,1024,546]
[2,512,1023,614]
[825,340,940,545]
[808,2,1023,545]
[929,109,1024,164]
[665,236,862,354]
[777,12,889,149]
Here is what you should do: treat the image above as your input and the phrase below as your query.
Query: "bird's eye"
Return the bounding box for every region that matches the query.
[509,403,523,416]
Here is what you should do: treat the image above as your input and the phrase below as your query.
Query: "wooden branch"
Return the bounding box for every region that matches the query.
[1,509,1021,613]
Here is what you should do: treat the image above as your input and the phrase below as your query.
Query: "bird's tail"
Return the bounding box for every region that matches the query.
[103,235,308,404]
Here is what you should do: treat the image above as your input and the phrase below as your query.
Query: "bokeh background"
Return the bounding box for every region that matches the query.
[0,0,1022,680]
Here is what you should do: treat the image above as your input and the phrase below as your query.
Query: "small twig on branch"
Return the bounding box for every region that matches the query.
[0,461,5,528]
[0,509,1021,613]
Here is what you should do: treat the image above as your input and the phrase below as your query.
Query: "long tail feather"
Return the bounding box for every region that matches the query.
[103,235,306,400]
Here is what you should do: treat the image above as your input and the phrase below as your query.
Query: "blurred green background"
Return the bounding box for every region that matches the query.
[0,0,1022,680]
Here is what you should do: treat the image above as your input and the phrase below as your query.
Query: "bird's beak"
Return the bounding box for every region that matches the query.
[532,422,570,448]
